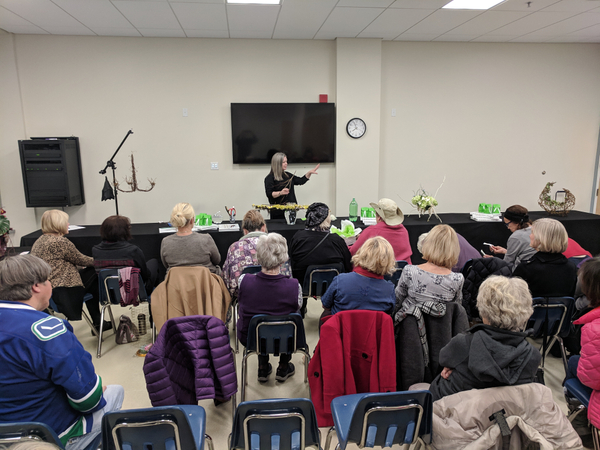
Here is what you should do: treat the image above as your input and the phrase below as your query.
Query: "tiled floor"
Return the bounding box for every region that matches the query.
[69,299,589,449]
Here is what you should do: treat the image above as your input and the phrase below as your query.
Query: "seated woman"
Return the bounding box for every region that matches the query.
[567,257,600,429]
[394,224,463,323]
[237,233,302,382]
[30,210,107,332]
[512,218,577,298]
[488,205,537,271]
[93,215,158,292]
[289,202,352,289]
[418,231,479,273]
[222,210,290,297]
[321,236,395,316]
[160,203,221,276]
[428,276,541,401]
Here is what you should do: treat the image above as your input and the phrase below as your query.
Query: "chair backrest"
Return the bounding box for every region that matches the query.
[230,398,320,450]
[241,265,262,275]
[0,422,64,448]
[303,264,342,297]
[338,391,433,447]
[383,260,409,286]
[99,268,147,305]
[102,405,206,450]
[461,258,474,276]
[527,297,575,339]
[246,313,308,356]
[564,378,592,407]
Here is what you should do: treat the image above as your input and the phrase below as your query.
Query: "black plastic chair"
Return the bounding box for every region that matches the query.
[102,405,213,450]
[302,264,342,297]
[97,268,149,358]
[233,265,262,354]
[527,296,575,374]
[383,260,408,286]
[229,398,321,450]
[461,258,474,277]
[565,378,599,449]
[241,313,311,402]
[324,391,433,450]
[0,422,64,448]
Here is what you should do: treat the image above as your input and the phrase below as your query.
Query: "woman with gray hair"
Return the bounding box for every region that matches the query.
[237,233,302,382]
[428,276,541,401]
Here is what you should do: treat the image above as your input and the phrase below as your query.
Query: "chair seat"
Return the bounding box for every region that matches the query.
[565,378,592,407]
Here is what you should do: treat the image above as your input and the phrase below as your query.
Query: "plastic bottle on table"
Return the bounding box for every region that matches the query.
[349,198,358,222]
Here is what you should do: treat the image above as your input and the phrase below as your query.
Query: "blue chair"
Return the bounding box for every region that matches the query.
[0,422,64,448]
[241,314,311,402]
[234,265,263,354]
[565,378,599,449]
[383,260,408,286]
[102,405,214,450]
[324,391,433,450]
[303,264,342,297]
[229,398,321,450]
[526,296,575,374]
[97,268,149,358]
[461,258,474,276]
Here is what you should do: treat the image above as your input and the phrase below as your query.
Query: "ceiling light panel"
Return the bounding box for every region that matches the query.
[443,0,506,10]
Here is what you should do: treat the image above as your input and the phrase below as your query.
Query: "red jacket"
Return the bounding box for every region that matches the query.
[308,310,396,427]
[575,306,600,428]
[349,221,412,264]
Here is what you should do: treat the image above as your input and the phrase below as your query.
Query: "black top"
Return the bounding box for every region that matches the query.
[92,241,150,282]
[512,251,577,298]
[289,230,352,285]
[264,171,309,219]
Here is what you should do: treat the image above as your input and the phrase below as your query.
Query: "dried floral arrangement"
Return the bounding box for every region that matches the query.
[401,177,445,222]
[538,182,576,216]
[253,204,310,211]
[116,154,156,193]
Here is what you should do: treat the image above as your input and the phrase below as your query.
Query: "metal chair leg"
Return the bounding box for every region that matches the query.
[558,337,569,375]
[233,301,239,354]
[205,434,214,450]
[82,311,98,337]
[97,304,107,358]
[324,427,336,450]
[241,352,249,403]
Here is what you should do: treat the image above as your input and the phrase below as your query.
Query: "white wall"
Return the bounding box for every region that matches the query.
[1,35,600,244]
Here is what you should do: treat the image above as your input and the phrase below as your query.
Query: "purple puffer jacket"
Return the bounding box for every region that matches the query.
[143,315,237,405]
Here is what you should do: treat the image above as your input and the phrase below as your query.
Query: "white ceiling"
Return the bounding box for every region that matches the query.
[1,0,600,43]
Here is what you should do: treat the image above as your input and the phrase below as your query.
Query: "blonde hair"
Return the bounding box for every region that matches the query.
[242,210,266,233]
[421,224,460,269]
[256,233,289,270]
[417,233,428,254]
[477,276,533,331]
[170,203,195,228]
[270,152,286,181]
[531,218,568,253]
[352,236,396,276]
[41,210,69,235]
[319,213,332,231]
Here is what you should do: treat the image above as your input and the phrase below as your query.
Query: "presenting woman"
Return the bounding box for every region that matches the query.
[487,205,537,271]
[264,152,320,220]
[30,209,107,332]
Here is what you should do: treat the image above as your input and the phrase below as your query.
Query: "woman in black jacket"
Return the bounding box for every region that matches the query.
[512,218,577,298]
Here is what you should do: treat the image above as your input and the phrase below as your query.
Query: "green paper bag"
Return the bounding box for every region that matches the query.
[478,203,492,214]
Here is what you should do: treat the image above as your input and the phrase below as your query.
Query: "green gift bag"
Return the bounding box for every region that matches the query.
[195,213,212,226]
[492,204,501,214]
[478,203,492,214]
[361,207,376,218]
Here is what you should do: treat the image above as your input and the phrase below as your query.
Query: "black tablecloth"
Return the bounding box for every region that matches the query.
[19,211,600,266]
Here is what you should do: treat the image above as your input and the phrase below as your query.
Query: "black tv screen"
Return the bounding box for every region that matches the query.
[231,103,335,164]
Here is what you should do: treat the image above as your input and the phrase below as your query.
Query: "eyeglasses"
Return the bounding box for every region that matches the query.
[503,220,512,228]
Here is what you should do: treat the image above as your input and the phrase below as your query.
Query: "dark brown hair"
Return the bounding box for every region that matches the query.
[505,205,531,230]
[100,215,132,242]
[579,257,600,308]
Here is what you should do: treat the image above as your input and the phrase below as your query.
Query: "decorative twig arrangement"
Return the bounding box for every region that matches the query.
[538,182,575,216]
[116,154,156,193]
[399,176,445,222]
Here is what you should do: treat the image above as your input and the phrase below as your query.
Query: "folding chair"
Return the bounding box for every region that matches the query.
[302,264,342,317]
[565,378,600,450]
[233,265,262,354]
[324,391,433,450]
[526,296,575,374]
[229,398,321,450]
[383,260,408,287]
[241,313,311,402]
[97,268,149,358]
[102,405,214,450]
[0,422,64,448]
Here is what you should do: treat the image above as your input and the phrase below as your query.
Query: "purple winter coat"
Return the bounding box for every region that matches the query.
[143,315,237,405]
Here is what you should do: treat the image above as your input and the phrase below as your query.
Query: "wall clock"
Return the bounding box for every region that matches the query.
[346,118,366,139]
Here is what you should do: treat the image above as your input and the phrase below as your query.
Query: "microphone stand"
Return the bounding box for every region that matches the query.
[100,130,134,216]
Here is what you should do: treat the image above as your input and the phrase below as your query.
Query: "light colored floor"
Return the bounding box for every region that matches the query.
[67,300,587,450]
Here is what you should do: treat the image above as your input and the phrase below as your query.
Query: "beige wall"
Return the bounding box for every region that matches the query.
[1,34,600,244]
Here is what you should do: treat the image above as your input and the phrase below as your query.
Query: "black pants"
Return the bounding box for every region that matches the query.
[258,353,291,368]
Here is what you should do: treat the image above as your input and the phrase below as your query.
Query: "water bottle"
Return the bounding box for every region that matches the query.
[349,198,358,222]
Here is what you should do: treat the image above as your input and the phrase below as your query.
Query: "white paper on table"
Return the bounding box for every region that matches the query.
[68,225,85,231]
[159,227,178,233]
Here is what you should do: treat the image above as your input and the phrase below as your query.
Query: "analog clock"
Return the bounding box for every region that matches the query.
[346,118,366,139]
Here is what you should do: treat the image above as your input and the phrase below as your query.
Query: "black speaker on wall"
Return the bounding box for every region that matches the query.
[19,137,85,207]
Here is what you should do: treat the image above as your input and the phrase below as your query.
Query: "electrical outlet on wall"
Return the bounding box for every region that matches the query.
[183,108,188,117]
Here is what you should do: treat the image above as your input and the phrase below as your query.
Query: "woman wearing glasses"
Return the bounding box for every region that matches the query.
[487,205,537,271]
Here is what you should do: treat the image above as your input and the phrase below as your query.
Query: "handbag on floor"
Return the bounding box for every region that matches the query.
[115,315,139,344]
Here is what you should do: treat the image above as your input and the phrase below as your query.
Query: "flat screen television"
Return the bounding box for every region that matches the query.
[231,103,335,164]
